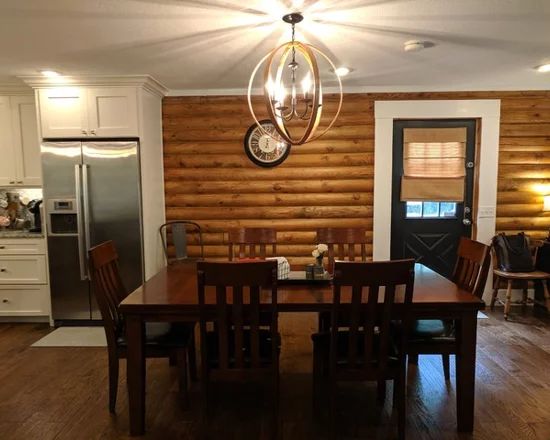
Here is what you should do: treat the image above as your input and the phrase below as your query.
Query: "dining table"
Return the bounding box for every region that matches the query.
[119,262,484,436]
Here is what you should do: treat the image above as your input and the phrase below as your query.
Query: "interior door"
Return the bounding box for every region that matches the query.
[390,119,476,278]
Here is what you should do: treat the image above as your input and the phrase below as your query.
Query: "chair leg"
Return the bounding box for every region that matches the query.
[177,348,189,407]
[188,329,198,382]
[108,353,119,413]
[408,353,419,365]
[169,352,177,366]
[312,340,323,416]
[377,380,386,403]
[396,365,406,440]
[504,279,513,320]
[271,371,280,440]
[441,354,450,382]
[522,287,529,306]
[490,275,500,310]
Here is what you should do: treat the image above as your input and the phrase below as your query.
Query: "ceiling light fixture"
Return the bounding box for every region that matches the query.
[39,70,61,77]
[535,63,550,73]
[334,67,351,77]
[247,12,343,146]
[404,40,426,52]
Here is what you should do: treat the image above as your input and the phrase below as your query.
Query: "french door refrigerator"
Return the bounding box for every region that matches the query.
[42,141,143,323]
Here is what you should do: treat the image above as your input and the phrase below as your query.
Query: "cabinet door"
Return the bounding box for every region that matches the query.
[87,88,138,137]
[10,96,41,185]
[0,97,16,186]
[38,88,88,138]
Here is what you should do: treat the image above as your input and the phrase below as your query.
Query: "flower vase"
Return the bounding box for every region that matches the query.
[314,256,325,279]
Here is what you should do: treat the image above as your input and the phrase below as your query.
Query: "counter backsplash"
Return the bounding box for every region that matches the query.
[0,188,43,232]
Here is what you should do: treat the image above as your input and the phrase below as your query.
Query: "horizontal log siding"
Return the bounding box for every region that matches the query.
[163,91,550,264]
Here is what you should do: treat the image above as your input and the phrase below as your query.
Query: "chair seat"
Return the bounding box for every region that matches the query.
[311,330,399,366]
[493,269,550,280]
[410,319,455,341]
[205,329,280,367]
[117,322,193,348]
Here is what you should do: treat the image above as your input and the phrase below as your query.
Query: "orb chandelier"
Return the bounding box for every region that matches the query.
[247,12,343,146]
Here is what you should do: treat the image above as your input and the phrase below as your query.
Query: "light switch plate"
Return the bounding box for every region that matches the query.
[478,206,496,218]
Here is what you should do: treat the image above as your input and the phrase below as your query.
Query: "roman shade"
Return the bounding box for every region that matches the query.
[401,127,467,201]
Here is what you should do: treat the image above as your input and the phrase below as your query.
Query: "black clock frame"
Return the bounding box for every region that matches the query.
[243,120,291,168]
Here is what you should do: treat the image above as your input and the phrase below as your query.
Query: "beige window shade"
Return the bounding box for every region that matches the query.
[401,127,467,202]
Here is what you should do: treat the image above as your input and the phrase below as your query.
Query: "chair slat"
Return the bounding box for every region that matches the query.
[228,228,277,261]
[233,286,244,368]
[216,285,229,370]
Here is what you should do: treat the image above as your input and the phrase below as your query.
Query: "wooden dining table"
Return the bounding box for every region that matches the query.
[120,262,484,436]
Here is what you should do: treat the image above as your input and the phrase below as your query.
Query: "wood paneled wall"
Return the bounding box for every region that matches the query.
[163,91,550,264]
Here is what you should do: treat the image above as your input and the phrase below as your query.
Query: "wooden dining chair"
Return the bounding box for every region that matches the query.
[227,227,277,260]
[407,237,491,381]
[316,227,369,331]
[89,240,196,412]
[196,260,280,431]
[159,220,204,264]
[311,259,415,440]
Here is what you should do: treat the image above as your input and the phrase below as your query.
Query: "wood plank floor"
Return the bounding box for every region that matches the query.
[1,309,550,439]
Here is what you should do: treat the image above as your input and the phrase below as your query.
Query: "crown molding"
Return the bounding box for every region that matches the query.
[18,75,168,97]
[0,83,33,95]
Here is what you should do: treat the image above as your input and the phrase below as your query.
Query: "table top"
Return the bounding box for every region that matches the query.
[120,263,484,315]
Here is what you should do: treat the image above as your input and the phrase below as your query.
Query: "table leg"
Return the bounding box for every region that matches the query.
[456,311,477,432]
[126,315,145,436]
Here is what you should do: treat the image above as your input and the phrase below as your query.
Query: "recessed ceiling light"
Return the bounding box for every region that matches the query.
[39,70,61,78]
[535,63,550,73]
[404,40,427,52]
[334,67,351,77]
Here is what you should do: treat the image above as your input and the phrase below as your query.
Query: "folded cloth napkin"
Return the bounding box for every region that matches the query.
[266,256,290,280]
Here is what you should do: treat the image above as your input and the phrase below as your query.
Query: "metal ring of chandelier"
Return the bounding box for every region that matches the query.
[247,40,343,146]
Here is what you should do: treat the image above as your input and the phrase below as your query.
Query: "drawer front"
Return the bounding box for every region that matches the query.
[0,256,47,284]
[0,286,49,316]
[0,239,46,255]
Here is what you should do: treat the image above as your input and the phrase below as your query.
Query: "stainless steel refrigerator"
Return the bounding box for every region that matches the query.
[42,141,143,322]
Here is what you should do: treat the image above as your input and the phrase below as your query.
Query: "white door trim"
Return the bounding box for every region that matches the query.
[373,99,501,263]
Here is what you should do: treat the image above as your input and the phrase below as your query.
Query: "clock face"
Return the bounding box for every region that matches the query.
[244,120,291,167]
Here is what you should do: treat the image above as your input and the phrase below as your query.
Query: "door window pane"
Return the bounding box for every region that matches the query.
[405,201,459,218]
[406,201,422,218]
[423,202,440,217]
[440,202,457,217]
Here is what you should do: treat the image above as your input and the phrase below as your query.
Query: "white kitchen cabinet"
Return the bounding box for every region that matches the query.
[0,95,41,186]
[10,96,41,185]
[0,97,16,186]
[38,87,88,138]
[0,238,50,317]
[38,87,139,138]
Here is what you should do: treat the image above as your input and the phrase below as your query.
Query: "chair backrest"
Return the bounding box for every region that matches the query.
[89,241,127,349]
[316,228,368,272]
[227,228,277,260]
[197,261,278,374]
[330,259,415,379]
[452,237,491,298]
[159,221,203,263]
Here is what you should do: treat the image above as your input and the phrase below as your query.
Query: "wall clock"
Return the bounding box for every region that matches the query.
[244,120,291,167]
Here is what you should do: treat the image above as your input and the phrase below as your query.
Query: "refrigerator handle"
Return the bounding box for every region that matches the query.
[82,164,92,259]
[74,165,88,281]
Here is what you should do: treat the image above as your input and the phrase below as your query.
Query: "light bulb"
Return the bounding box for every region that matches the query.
[301,72,312,97]
[266,76,275,100]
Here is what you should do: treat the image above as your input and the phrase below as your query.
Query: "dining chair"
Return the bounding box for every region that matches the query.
[407,237,491,381]
[227,227,277,260]
[311,259,415,440]
[490,238,550,320]
[316,227,369,331]
[89,240,196,412]
[159,220,204,264]
[196,260,280,432]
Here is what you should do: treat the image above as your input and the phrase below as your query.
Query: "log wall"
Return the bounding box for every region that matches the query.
[163,91,550,264]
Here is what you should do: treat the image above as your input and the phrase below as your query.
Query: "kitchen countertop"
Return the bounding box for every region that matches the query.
[0,230,44,239]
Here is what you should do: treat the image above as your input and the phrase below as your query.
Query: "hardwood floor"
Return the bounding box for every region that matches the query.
[1,309,550,439]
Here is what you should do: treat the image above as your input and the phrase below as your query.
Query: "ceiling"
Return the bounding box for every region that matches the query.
[1,0,549,93]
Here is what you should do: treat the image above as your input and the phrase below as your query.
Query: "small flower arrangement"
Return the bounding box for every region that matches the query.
[312,243,329,265]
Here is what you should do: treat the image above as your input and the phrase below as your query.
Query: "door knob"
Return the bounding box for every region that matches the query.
[463,219,472,226]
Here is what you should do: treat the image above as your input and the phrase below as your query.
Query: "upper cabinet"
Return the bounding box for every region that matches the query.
[0,95,41,187]
[38,87,138,138]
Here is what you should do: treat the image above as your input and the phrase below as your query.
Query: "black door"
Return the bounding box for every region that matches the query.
[390,119,476,278]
